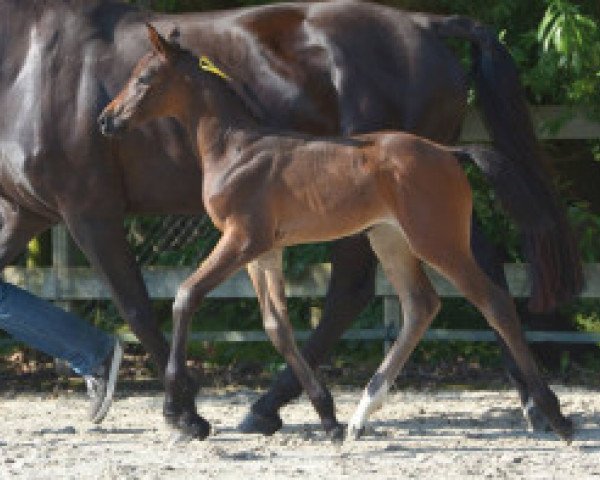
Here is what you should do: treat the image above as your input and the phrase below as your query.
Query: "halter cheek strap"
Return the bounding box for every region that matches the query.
[199,55,231,80]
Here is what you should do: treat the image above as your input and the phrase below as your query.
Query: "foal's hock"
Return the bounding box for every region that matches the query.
[99,25,573,442]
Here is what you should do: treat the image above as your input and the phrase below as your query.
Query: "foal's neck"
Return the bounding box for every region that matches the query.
[184,74,259,162]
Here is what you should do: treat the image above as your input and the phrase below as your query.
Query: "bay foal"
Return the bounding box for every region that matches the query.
[99,25,573,442]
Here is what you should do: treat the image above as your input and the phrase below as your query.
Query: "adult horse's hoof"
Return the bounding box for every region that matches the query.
[326,423,345,443]
[166,410,211,441]
[523,401,551,432]
[552,416,574,444]
[238,411,283,436]
[238,410,283,436]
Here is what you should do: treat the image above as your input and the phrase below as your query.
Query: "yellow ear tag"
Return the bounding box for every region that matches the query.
[199,56,231,81]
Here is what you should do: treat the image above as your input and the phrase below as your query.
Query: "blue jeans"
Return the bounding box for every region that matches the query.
[0,281,114,376]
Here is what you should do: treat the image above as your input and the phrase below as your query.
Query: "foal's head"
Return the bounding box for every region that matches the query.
[99,24,229,137]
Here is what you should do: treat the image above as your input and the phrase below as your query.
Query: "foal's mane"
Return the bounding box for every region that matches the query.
[169,41,266,123]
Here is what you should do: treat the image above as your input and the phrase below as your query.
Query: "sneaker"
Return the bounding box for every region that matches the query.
[84,338,124,424]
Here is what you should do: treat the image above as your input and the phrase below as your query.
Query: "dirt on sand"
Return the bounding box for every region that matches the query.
[1,386,599,479]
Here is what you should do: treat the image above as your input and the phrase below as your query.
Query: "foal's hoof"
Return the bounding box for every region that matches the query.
[523,402,551,432]
[347,422,366,441]
[326,423,345,443]
[238,410,283,436]
[166,411,211,441]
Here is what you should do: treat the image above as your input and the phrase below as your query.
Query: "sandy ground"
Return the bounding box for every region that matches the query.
[0,386,599,479]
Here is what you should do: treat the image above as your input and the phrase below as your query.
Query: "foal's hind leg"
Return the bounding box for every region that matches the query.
[247,249,343,441]
[471,219,548,431]
[348,224,441,439]
[428,251,573,441]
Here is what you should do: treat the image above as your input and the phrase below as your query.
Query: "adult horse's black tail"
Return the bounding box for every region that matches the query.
[453,141,582,312]
[422,14,583,312]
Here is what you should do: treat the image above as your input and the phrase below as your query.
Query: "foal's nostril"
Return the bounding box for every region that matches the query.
[98,113,114,136]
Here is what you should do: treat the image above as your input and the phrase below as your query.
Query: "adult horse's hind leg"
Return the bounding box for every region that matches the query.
[428,250,573,441]
[347,223,441,439]
[247,249,344,441]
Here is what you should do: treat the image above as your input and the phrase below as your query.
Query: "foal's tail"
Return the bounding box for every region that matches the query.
[414,14,584,311]
[453,145,582,312]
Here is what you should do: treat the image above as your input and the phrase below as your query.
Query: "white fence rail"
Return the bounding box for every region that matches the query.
[3,263,600,345]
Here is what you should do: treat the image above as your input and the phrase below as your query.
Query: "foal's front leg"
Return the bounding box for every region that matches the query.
[164,227,260,440]
[247,249,344,441]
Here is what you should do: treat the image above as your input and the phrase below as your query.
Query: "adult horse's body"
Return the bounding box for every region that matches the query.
[0,0,581,434]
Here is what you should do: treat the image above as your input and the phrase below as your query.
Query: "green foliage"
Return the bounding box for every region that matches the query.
[538,0,599,71]
[529,0,600,117]
[283,244,329,279]
[568,201,600,261]
[571,300,600,333]
[463,164,521,260]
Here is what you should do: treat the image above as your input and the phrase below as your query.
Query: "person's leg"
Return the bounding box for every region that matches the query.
[0,281,114,376]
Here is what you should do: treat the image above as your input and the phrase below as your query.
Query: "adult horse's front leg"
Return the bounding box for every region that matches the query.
[64,214,170,373]
[247,249,344,441]
[240,234,377,434]
[165,227,266,440]
[0,198,54,269]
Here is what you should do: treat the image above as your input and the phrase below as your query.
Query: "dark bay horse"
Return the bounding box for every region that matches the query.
[0,0,581,435]
[98,25,573,442]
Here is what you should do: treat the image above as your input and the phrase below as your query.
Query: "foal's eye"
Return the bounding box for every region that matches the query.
[137,73,152,85]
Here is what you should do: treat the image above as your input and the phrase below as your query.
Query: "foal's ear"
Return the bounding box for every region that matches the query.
[168,27,181,45]
[146,23,174,60]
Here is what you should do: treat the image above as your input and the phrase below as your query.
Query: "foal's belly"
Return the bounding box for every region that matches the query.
[274,200,393,247]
